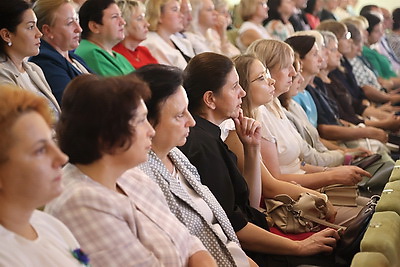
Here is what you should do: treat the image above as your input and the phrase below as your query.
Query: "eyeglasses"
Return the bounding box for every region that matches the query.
[250,69,272,83]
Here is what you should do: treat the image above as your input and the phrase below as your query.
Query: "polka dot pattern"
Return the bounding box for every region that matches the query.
[140,148,240,266]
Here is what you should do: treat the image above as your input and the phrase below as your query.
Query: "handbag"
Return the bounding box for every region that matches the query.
[351,153,381,169]
[335,195,380,265]
[264,193,343,234]
[321,184,358,207]
[358,160,394,197]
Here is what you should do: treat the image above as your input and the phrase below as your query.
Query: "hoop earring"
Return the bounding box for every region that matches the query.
[7,42,12,46]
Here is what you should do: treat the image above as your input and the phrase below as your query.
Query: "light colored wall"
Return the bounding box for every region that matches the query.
[354,0,399,14]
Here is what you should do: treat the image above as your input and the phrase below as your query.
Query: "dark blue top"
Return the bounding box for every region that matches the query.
[29,40,93,104]
[306,77,340,126]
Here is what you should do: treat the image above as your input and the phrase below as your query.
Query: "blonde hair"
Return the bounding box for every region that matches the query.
[0,85,52,163]
[33,0,71,31]
[341,16,369,31]
[232,54,258,118]
[188,0,205,34]
[246,39,294,71]
[239,0,257,21]
[291,30,325,49]
[117,0,146,25]
[146,0,180,31]
[316,20,348,40]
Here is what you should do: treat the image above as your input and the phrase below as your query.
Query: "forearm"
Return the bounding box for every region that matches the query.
[317,124,369,141]
[361,85,390,103]
[277,172,334,190]
[243,145,262,208]
[261,162,327,200]
[236,223,301,255]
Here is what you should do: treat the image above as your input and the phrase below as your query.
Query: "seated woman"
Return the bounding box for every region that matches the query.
[75,0,134,76]
[285,35,390,151]
[317,20,400,107]
[181,52,340,267]
[246,39,369,189]
[0,0,60,120]
[186,0,239,57]
[30,0,92,105]
[264,0,294,41]
[212,0,241,57]
[236,0,271,52]
[113,0,158,69]
[45,74,216,266]
[303,0,322,29]
[142,0,194,69]
[318,29,400,132]
[0,85,86,266]
[278,53,355,165]
[133,64,255,267]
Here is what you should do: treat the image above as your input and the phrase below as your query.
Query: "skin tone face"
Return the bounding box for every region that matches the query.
[301,43,322,76]
[253,0,269,21]
[43,3,82,54]
[153,86,195,151]
[326,39,342,70]
[180,0,193,31]
[159,0,184,34]
[368,22,384,45]
[114,100,155,168]
[349,38,363,58]
[278,0,294,17]
[126,6,149,43]
[215,4,232,26]
[248,59,276,107]
[337,30,352,54]
[293,0,307,9]
[0,112,68,209]
[92,3,126,47]
[198,0,217,30]
[212,67,246,121]
[287,60,304,97]
[269,57,296,97]
[2,9,42,62]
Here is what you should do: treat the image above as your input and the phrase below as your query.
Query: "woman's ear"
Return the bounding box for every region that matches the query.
[202,91,216,110]
[41,24,51,38]
[0,28,12,44]
[88,21,101,34]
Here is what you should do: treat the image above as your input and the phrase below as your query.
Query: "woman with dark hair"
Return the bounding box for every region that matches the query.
[304,0,322,29]
[362,13,400,81]
[75,0,134,76]
[181,52,340,267]
[0,0,60,120]
[264,0,294,41]
[133,64,255,267]
[286,34,390,154]
[30,0,92,105]
[45,74,215,266]
[0,85,85,266]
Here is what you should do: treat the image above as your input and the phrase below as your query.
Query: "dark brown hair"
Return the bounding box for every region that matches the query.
[57,74,150,164]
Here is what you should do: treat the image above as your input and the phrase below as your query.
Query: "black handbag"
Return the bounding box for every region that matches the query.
[358,160,394,197]
[351,154,381,169]
[335,195,380,266]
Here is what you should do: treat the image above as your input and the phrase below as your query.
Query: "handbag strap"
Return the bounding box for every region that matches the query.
[302,214,346,231]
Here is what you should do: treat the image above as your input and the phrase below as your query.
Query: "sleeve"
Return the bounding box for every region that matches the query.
[55,190,164,267]
[179,137,249,232]
[29,58,72,104]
